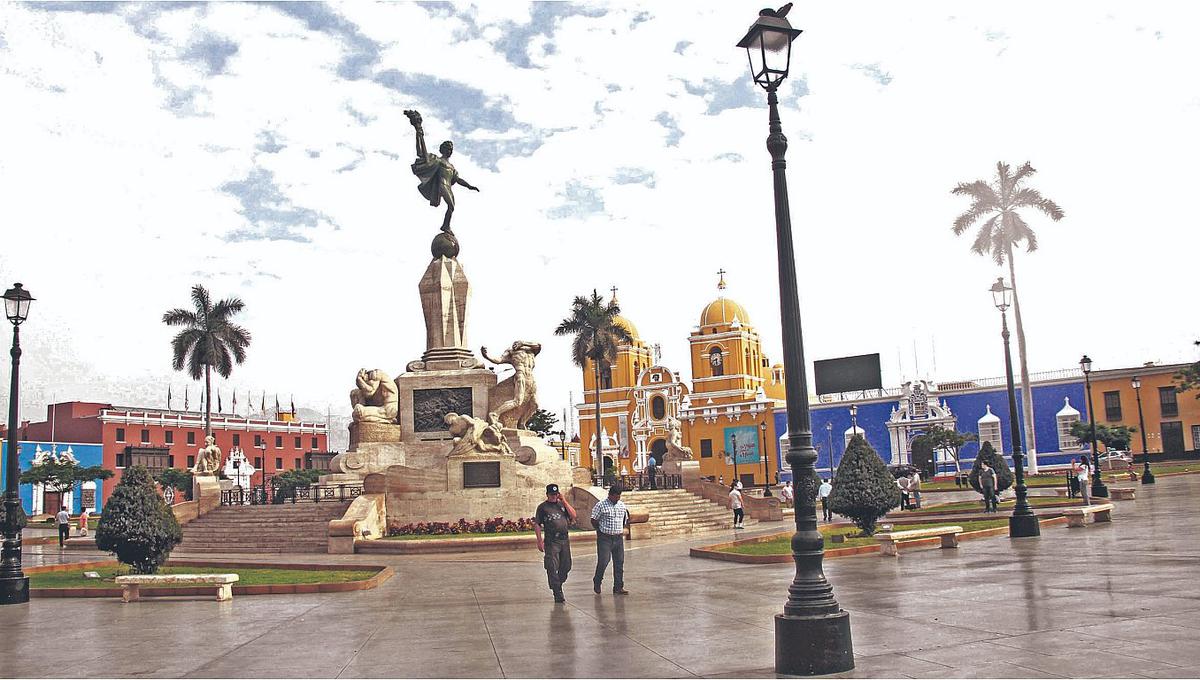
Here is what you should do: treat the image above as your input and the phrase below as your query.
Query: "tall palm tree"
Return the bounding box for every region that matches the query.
[952,161,1064,472]
[163,285,252,437]
[554,290,632,479]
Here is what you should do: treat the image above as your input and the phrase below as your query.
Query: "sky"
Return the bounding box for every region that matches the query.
[1,1,1198,442]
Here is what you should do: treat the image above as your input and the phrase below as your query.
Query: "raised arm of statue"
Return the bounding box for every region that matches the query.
[480,345,507,366]
[404,109,427,159]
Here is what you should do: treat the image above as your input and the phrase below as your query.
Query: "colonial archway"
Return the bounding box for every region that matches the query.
[650,439,667,466]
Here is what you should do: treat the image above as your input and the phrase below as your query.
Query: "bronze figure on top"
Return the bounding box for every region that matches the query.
[403,109,480,234]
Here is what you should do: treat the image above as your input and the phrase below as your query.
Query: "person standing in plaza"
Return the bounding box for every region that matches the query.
[729,480,745,529]
[534,483,576,604]
[78,507,91,537]
[979,461,998,512]
[1076,455,1092,506]
[591,485,630,595]
[781,480,794,508]
[909,470,922,510]
[897,474,911,511]
[818,478,833,522]
[55,506,71,548]
[645,454,657,490]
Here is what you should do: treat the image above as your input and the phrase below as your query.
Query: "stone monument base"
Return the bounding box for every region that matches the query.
[348,422,403,449]
[329,442,407,478]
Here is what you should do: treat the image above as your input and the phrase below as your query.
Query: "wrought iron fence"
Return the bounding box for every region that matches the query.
[219,477,362,506]
[592,472,682,491]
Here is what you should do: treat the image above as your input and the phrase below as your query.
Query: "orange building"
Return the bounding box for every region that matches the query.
[1082,363,1197,456]
[576,274,786,487]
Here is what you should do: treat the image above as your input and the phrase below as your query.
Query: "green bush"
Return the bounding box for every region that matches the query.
[967,441,1014,495]
[95,466,182,574]
[828,434,902,536]
[271,468,322,503]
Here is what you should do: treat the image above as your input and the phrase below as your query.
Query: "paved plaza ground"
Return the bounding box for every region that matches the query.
[2,476,1199,679]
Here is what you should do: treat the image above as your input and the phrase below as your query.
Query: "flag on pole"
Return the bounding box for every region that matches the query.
[185,385,190,410]
[290,395,296,417]
[232,390,238,415]
[167,385,172,410]
[275,394,280,415]
[218,390,223,413]
[261,391,265,413]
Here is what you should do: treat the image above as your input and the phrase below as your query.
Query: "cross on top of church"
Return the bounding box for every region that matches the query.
[717,269,727,291]
[610,285,619,302]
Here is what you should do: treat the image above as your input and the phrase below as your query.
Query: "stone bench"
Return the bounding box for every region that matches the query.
[1109,488,1136,501]
[115,573,239,602]
[874,525,963,557]
[627,511,651,540]
[1063,503,1114,528]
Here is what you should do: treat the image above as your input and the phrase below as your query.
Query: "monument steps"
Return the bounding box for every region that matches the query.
[622,489,756,536]
[178,502,350,554]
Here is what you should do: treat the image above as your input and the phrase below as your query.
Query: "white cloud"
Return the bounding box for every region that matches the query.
[1,1,1198,441]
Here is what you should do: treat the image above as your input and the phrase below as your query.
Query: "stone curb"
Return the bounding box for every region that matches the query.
[24,559,393,598]
[690,516,1071,564]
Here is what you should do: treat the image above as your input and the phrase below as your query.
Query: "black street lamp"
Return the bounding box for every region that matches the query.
[1132,376,1155,485]
[849,403,858,433]
[737,7,853,675]
[1,282,33,605]
[760,420,772,496]
[991,278,1039,538]
[1079,355,1109,498]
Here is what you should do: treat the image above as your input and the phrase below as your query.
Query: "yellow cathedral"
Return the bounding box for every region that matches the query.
[575,272,787,487]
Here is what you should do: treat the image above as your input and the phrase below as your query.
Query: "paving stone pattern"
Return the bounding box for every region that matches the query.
[3,477,1199,678]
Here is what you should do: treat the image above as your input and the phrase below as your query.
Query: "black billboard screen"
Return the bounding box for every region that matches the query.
[814,354,882,395]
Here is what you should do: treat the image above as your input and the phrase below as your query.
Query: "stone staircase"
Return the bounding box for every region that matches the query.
[622,488,757,537]
[177,502,350,554]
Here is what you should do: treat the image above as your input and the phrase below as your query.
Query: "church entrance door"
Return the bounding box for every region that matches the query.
[650,439,667,466]
[43,491,62,516]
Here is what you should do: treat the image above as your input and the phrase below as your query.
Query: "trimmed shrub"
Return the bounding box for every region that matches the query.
[271,469,322,503]
[828,434,902,536]
[95,466,182,574]
[968,441,1014,495]
[388,517,536,537]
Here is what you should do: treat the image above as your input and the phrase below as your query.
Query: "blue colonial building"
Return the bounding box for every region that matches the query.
[0,440,106,515]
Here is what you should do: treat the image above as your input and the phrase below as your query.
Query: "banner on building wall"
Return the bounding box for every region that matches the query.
[618,414,630,459]
[724,426,760,465]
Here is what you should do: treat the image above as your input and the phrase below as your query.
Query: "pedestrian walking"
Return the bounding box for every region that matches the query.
[818,478,833,522]
[591,485,630,595]
[1076,455,1092,506]
[909,470,922,509]
[897,474,911,510]
[78,507,91,537]
[730,481,745,529]
[780,480,794,508]
[979,461,998,512]
[646,455,657,490]
[55,506,71,548]
[534,483,577,603]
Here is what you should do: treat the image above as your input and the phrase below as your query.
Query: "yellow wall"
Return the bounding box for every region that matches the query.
[1087,366,1198,455]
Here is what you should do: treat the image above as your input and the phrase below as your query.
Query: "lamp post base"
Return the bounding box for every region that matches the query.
[1091,481,1109,498]
[0,575,29,605]
[1141,469,1156,485]
[775,610,854,676]
[1008,513,1041,538]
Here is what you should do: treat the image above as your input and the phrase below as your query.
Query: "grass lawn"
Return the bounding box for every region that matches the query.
[31,565,378,589]
[383,529,587,541]
[924,476,1064,491]
[1143,463,1200,476]
[907,496,1080,514]
[717,519,1009,555]
[924,463,1199,491]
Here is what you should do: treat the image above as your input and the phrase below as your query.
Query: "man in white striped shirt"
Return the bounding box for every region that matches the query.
[590,485,630,595]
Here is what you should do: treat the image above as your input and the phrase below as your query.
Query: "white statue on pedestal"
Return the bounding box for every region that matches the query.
[191,435,223,476]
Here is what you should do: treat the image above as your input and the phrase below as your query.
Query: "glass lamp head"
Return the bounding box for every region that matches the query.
[1080,355,1093,374]
[1131,375,1141,390]
[3,282,33,325]
[990,277,1012,312]
[736,6,802,90]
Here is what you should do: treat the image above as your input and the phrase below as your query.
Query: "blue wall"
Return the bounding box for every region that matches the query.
[1,441,106,514]
[774,379,1092,475]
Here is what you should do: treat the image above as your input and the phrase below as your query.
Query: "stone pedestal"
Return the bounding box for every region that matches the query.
[348,422,403,450]
[193,475,221,516]
[409,256,481,371]
[329,442,407,477]
[395,368,496,442]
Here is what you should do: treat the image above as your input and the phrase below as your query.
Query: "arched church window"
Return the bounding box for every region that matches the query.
[709,347,724,377]
[601,364,613,390]
[651,396,666,420]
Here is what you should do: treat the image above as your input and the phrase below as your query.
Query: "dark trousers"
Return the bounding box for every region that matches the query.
[594,533,624,589]
[732,508,744,525]
[543,540,571,591]
[647,470,657,490]
[58,523,69,547]
[983,487,997,512]
[820,498,832,522]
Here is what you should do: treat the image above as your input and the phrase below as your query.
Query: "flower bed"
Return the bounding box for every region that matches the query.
[388,516,535,537]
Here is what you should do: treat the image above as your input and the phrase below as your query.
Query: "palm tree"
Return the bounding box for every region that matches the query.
[951,161,1064,472]
[554,290,632,479]
[163,285,252,437]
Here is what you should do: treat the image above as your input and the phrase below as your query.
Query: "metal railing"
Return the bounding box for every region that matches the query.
[592,472,682,491]
[220,477,362,506]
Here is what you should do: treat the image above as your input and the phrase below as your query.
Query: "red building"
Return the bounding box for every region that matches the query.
[23,401,330,506]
